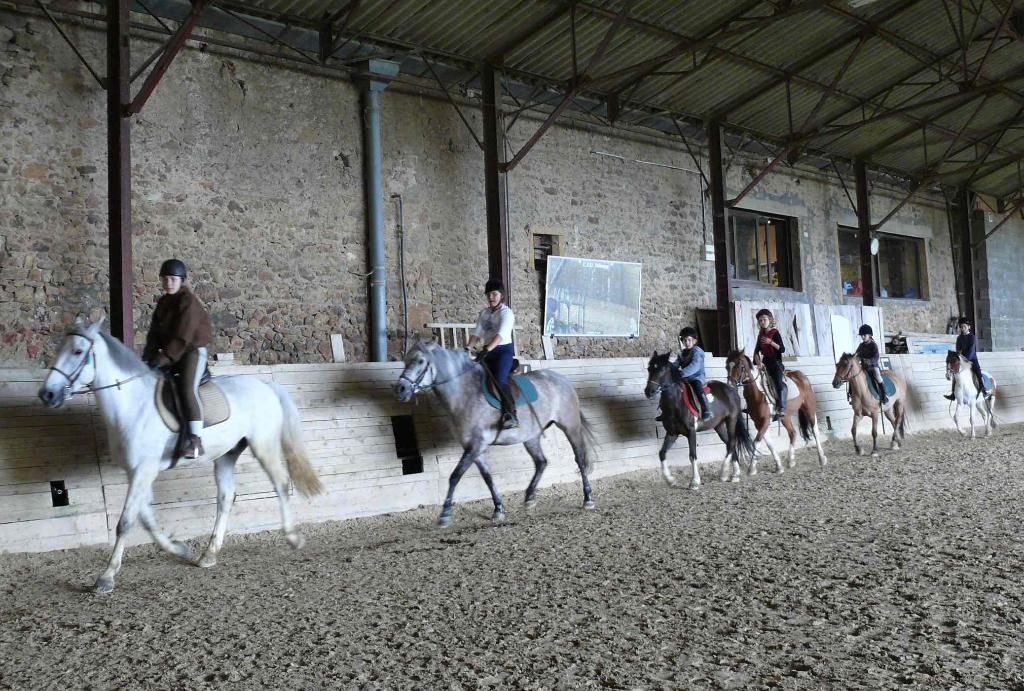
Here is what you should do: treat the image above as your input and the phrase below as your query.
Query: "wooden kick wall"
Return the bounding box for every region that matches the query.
[2,352,1022,553]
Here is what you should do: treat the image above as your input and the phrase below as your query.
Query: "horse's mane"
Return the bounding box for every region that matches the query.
[97,331,151,375]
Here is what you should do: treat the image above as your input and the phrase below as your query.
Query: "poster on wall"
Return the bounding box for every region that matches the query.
[543,256,642,337]
[734,301,817,357]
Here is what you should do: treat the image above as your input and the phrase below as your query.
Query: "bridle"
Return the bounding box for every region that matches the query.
[397,349,475,395]
[48,331,146,398]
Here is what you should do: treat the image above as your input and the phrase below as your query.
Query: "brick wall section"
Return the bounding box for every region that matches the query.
[0,10,966,366]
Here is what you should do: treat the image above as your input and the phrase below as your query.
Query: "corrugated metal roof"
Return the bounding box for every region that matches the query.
[124,0,1024,199]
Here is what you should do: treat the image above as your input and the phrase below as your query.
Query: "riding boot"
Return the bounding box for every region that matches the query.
[498,383,519,429]
[773,386,787,421]
[183,434,204,459]
[698,390,713,422]
[944,380,956,401]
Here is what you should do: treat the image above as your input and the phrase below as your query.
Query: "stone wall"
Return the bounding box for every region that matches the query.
[975,211,1024,352]
[0,8,967,367]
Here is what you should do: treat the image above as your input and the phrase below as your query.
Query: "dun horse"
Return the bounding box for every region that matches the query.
[38,319,322,593]
[945,351,997,438]
[831,352,908,456]
[393,340,595,526]
[645,351,756,489]
[725,350,827,472]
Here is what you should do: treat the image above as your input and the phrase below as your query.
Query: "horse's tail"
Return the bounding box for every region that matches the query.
[578,412,598,475]
[797,407,814,442]
[270,383,323,497]
[732,392,757,464]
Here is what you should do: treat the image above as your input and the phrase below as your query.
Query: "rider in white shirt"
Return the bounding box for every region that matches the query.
[467,278,518,429]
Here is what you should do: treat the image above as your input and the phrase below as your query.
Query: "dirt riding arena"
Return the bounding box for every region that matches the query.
[1,426,1022,689]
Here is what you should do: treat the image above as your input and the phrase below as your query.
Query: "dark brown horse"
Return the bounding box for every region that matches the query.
[725,350,828,472]
[645,351,756,489]
[832,353,908,457]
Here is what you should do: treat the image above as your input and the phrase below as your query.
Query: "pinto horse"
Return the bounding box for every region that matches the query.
[38,319,323,593]
[393,340,595,527]
[831,352,908,457]
[725,350,827,472]
[945,351,997,438]
[645,351,756,489]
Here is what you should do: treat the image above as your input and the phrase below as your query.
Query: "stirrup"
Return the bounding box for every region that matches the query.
[501,414,519,430]
[183,434,204,459]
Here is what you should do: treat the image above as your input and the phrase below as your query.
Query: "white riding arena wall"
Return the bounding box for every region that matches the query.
[2,352,1022,554]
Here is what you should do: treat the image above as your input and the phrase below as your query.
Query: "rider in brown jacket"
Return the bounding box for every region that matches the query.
[143,259,211,459]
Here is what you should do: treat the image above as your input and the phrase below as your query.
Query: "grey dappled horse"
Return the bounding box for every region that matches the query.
[38,319,322,593]
[392,340,595,526]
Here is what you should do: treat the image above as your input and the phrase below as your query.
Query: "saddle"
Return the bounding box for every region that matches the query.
[865,372,897,401]
[481,361,540,410]
[154,370,231,433]
[680,381,713,417]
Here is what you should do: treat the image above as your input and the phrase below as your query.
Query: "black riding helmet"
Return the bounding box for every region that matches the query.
[484,278,504,295]
[957,316,972,326]
[159,259,187,279]
[858,324,873,336]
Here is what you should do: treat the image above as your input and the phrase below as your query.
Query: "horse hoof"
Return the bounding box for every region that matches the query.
[819,456,828,466]
[775,466,784,475]
[524,499,538,513]
[198,554,217,569]
[730,477,740,483]
[286,533,305,550]
[871,451,879,458]
[891,444,900,451]
[492,510,505,523]
[437,515,452,528]
[688,483,700,491]
[583,500,596,511]
[94,578,114,594]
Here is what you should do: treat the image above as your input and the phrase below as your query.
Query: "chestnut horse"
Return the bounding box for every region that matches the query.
[832,353,908,457]
[725,350,827,472]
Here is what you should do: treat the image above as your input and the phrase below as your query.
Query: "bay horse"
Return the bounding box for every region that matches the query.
[831,352,908,457]
[644,351,756,489]
[725,350,827,472]
[38,318,323,593]
[945,351,997,438]
[392,340,595,527]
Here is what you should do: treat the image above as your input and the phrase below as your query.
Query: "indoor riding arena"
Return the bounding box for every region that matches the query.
[4,1,1024,687]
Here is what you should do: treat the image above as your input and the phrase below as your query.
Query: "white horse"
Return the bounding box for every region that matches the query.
[38,318,323,593]
[945,351,997,439]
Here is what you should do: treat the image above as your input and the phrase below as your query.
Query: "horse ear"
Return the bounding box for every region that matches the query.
[652,349,658,358]
[89,316,106,335]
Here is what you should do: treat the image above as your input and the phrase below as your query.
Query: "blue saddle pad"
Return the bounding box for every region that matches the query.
[482,372,539,409]
[866,373,897,400]
[981,372,993,391]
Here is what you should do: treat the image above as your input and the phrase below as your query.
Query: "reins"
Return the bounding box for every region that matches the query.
[49,332,148,399]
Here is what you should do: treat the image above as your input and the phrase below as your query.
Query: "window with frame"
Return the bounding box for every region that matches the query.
[728,210,796,288]
[837,226,928,300]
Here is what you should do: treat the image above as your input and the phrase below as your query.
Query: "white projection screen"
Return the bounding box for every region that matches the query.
[543,256,642,337]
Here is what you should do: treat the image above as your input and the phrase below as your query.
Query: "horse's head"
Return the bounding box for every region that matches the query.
[645,350,675,400]
[393,339,440,402]
[38,317,104,408]
[725,348,753,387]
[832,352,857,389]
[945,349,962,380]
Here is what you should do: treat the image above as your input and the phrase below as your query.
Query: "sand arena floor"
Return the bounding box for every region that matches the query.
[2,425,1024,689]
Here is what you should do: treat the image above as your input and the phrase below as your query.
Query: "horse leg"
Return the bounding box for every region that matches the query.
[439,448,478,527]
[716,421,741,483]
[969,395,978,439]
[659,433,679,487]
[851,412,862,456]
[752,419,779,475]
[884,407,901,451]
[250,439,304,549]
[781,415,798,469]
[869,412,880,457]
[472,454,505,523]
[522,438,547,512]
[812,419,828,466]
[138,503,194,564]
[199,443,246,568]
[561,420,595,510]
[687,431,702,490]
[95,460,159,593]
[953,398,964,436]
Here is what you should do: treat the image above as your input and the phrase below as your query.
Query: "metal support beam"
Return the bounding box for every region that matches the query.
[107,0,133,347]
[707,122,732,354]
[482,62,510,303]
[957,186,976,325]
[727,146,788,207]
[854,160,875,307]
[128,0,210,114]
[358,59,400,361]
